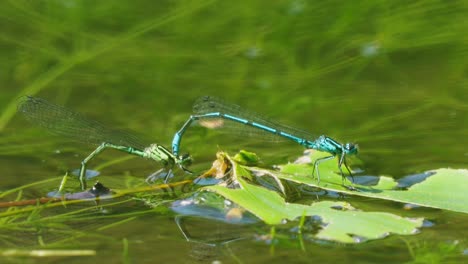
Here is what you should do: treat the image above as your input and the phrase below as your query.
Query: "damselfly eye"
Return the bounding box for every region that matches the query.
[181,153,192,166]
[345,143,358,154]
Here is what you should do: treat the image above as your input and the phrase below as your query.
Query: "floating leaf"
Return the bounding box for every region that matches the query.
[274,152,468,213]
[233,150,260,166]
[203,153,425,243]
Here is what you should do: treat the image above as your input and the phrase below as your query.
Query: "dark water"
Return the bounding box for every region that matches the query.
[0,0,467,263]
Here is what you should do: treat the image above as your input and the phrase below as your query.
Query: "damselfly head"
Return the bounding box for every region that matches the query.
[344,143,358,155]
[178,153,193,174]
[179,153,193,167]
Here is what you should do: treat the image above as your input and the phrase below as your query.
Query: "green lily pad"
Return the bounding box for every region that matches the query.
[203,153,424,243]
[274,151,468,214]
[233,150,260,166]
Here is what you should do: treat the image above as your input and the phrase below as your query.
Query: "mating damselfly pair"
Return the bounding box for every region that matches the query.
[18,95,358,190]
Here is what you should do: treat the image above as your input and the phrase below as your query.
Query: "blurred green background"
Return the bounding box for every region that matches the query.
[2,0,466,177]
[0,0,467,262]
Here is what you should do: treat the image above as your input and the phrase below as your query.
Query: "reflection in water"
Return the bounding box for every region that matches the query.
[175,216,249,262]
[172,192,260,262]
